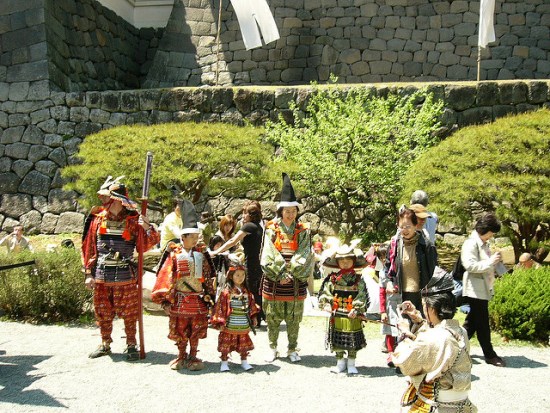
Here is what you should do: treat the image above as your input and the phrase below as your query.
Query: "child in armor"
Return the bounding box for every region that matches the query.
[211,254,260,372]
[319,242,369,374]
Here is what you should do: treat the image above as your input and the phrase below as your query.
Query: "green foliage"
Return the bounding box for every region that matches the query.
[401,109,550,261]
[0,250,92,323]
[489,267,550,343]
[265,83,444,241]
[62,122,283,210]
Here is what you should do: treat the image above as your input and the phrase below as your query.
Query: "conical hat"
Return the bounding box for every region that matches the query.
[178,199,200,235]
[277,173,300,209]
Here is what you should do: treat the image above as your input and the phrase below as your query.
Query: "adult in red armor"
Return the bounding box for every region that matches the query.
[82,176,159,361]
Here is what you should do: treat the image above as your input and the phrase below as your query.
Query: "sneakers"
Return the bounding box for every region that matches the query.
[187,356,205,371]
[88,344,111,359]
[288,351,301,363]
[241,360,253,371]
[125,345,140,361]
[331,358,347,374]
[266,348,278,363]
[347,358,358,375]
[220,360,230,372]
[485,356,506,367]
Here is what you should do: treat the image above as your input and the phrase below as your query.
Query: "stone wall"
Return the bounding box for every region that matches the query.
[0,80,549,236]
[0,0,162,94]
[45,0,164,91]
[145,0,550,87]
[2,0,549,91]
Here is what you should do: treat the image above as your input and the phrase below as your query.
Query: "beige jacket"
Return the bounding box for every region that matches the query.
[460,231,495,301]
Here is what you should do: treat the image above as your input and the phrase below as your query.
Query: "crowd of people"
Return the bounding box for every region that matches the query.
[0,173,530,413]
[76,173,549,412]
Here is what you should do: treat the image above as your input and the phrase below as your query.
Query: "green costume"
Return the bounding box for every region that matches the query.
[261,218,314,353]
[319,270,369,359]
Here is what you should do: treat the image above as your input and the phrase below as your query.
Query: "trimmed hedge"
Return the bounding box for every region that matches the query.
[0,250,92,323]
[490,266,550,343]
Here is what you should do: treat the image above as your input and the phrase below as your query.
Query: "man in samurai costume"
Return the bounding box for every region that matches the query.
[152,200,215,371]
[82,176,159,361]
[319,242,369,374]
[261,173,314,363]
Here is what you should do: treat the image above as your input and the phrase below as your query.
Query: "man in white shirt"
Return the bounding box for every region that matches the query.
[0,226,33,254]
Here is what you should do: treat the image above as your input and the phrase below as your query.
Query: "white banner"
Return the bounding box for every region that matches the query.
[230,0,280,50]
[478,0,496,47]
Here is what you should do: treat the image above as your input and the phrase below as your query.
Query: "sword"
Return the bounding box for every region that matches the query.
[137,151,153,360]
[358,315,397,328]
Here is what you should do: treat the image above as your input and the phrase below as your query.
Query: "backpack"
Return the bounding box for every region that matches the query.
[451,254,466,281]
[451,254,466,307]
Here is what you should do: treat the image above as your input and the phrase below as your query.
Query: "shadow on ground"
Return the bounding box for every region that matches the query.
[471,354,547,369]
[0,354,66,408]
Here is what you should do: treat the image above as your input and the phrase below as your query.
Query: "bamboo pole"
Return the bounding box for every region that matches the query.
[215,0,223,86]
[477,46,482,82]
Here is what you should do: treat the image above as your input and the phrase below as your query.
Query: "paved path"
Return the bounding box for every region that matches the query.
[0,315,548,412]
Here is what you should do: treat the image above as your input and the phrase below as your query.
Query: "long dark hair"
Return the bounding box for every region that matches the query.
[218,215,236,240]
[423,292,456,320]
[243,201,262,223]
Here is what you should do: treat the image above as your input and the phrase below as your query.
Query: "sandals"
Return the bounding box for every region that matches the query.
[186,356,205,371]
[89,344,111,359]
[170,356,187,370]
[125,345,140,361]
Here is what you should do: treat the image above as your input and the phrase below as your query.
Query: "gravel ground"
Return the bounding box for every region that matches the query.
[0,314,549,413]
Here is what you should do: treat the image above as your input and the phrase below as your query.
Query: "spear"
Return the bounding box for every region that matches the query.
[137,151,153,359]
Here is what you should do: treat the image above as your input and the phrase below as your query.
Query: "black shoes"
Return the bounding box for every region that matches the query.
[485,356,506,367]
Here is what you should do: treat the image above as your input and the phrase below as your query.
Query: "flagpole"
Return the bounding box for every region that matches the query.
[478,0,496,82]
[477,46,482,82]
[215,0,223,86]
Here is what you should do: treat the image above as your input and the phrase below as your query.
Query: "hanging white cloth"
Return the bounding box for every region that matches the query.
[229,0,280,50]
[478,0,496,47]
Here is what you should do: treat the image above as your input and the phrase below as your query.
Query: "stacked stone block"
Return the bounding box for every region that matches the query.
[145,0,550,86]
[0,80,549,234]
[44,0,163,91]
[0,0,162,94]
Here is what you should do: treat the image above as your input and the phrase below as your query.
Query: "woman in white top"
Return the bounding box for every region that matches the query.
[460,212,505,367]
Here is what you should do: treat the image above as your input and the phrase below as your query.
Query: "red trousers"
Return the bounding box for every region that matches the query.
[168,314,208,357]
[218,331,254,360]
[94,283,139,345]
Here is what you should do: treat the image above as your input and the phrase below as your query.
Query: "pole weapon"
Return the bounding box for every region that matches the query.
[358,315,397,328]
[0,260,35,271]
[137,151,153,359]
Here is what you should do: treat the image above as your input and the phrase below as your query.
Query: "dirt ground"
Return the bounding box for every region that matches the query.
[1,313,549,413]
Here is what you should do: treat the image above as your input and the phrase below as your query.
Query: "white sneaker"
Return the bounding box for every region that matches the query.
[220,361,230,372]
[265,348,278,363]
[347,358,358,375]
[241,360,253,371]
[331,358,347,373]
[288,351,301,363]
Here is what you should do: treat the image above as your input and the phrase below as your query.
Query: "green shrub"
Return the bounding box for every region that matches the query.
[0,250,92,323]
[265,81,444,242]
[489,267,550,343]
[62,122,284,210]
[401,109,550,263]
